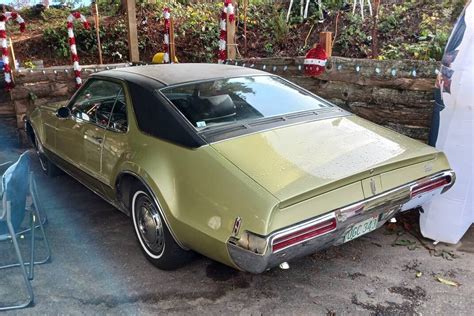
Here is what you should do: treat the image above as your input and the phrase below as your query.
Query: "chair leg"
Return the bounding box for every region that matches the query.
[0,222,34,311]
[33,206,51,265]
[28,212,35,280]
[0,175,52,271]
[30,175,51,265]
[0,210,51,270]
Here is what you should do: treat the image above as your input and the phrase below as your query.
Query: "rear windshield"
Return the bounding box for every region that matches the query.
[160,75,332,129]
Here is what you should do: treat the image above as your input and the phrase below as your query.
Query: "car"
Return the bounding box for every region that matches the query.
[26,64,455,273]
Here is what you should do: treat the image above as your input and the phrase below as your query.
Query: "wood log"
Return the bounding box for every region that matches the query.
[34,97,69,107]
[237,60,436,91]
[349,103,432,127]
[11,83,53,100]
[289,78,434,107]
[239,56,439,79]
[0,101,15,117]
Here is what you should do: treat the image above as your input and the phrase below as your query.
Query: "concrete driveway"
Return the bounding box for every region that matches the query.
[1,120,473,314]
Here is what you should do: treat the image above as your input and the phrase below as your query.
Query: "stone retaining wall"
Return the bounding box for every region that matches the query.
[1,58,439,143]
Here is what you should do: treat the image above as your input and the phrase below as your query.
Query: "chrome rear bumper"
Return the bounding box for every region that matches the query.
[227,170,455,274]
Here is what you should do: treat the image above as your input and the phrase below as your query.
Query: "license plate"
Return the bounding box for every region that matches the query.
[344,217,378,243]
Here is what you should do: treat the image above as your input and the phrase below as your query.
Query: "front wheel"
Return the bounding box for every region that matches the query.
[131,184,194,270]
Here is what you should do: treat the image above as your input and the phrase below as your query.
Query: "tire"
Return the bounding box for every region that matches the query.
[131,183,194,270]
[34,134,61,177]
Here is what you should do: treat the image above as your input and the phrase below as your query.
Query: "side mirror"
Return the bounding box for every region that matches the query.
[56,106,71,119]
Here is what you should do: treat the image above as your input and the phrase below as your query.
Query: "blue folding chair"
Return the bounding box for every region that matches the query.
[0,151,51,310]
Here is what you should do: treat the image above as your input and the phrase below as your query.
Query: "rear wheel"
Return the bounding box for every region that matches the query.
[131,183,194,270]
[34,134,61,177]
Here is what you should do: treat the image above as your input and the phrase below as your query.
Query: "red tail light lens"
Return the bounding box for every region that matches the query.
[411,176,451,198]
[272,217,337,252]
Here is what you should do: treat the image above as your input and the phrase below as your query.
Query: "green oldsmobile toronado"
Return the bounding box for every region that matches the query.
[26,64,455,273]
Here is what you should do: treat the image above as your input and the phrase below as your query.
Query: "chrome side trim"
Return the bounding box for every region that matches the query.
[227,170,455,273]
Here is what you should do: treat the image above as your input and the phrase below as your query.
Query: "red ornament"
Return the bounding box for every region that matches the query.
[304,45,327,77]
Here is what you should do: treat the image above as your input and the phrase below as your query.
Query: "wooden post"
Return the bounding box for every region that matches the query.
[371,0,381,59]
[8,38,16,71]
[92,1,103,64]
[169,17,176,63]
[319,31,332,57]
[226,1,237,61]
[125,0,139,62]
[243,0,247,53]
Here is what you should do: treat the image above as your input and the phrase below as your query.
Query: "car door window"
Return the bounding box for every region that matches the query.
[70,80,123,128]
[108,89,128,133]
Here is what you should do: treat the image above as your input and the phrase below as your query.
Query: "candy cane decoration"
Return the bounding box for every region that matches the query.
[67,12,90,87]
[218,0,235,64]
[163,8,171,63]
[0,12,26,91]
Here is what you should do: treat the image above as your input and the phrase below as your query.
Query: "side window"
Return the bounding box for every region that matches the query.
[109,90,128,133]
[70,80,123,128]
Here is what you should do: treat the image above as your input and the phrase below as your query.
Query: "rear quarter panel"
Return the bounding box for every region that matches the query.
[116,133,279,267]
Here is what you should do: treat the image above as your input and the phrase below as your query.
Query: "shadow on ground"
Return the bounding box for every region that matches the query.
[1,119,473,314]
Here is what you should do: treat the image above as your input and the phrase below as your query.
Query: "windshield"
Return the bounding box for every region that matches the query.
[160,75,332,129]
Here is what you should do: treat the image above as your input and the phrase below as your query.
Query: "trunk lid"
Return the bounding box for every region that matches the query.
[211,115,439,206]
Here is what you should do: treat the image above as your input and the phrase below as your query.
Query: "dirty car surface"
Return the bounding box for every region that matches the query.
[26,64,455,273]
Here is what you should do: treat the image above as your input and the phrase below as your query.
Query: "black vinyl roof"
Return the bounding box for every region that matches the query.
[94,63,266,86]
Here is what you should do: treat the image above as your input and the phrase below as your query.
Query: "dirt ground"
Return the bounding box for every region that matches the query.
[1,118,473,315]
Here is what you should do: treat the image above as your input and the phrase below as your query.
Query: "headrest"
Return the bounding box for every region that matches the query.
[197,94,236,121]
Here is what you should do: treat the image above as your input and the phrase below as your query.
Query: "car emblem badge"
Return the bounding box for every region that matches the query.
[232,217,242,237]
[370,178,377,195]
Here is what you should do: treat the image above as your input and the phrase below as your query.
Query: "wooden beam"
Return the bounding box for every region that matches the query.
[8,38,16,71]
[226,1,237,61]
[92,1,103,64]
[125,0,139,62]
[243,0,247,53]
[169,17,176,63]
[319,31,332,57]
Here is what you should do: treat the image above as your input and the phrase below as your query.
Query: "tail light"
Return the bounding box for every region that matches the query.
[272,217,337,252]
[411,176,452,198]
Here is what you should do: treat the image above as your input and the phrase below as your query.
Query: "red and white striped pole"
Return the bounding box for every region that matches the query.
[218,2,227,64]
[163,8,171,63]
[218,0,235,64]
[0,12,26,91]
[67,11,90,88]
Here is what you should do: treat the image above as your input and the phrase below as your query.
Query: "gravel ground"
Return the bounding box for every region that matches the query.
[1,118,473,315]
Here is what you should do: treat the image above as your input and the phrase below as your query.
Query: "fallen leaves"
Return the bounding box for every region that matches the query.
[386,212,459,260]
[431,249,459,261]
[392,238,420,250]
[435,276,461,287]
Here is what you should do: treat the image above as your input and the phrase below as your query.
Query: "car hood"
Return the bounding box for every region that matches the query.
[211,115,439,205]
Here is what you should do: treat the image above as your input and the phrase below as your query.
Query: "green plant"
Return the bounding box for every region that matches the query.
[334,13,371,58]
[43,27,70,58]
[264,42,273,54]
[41,8,70,22]
[268,8,289,47]
[23,60,35,69]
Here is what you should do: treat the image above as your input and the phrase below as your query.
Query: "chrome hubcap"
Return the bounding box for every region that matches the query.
[136,196,164,254]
